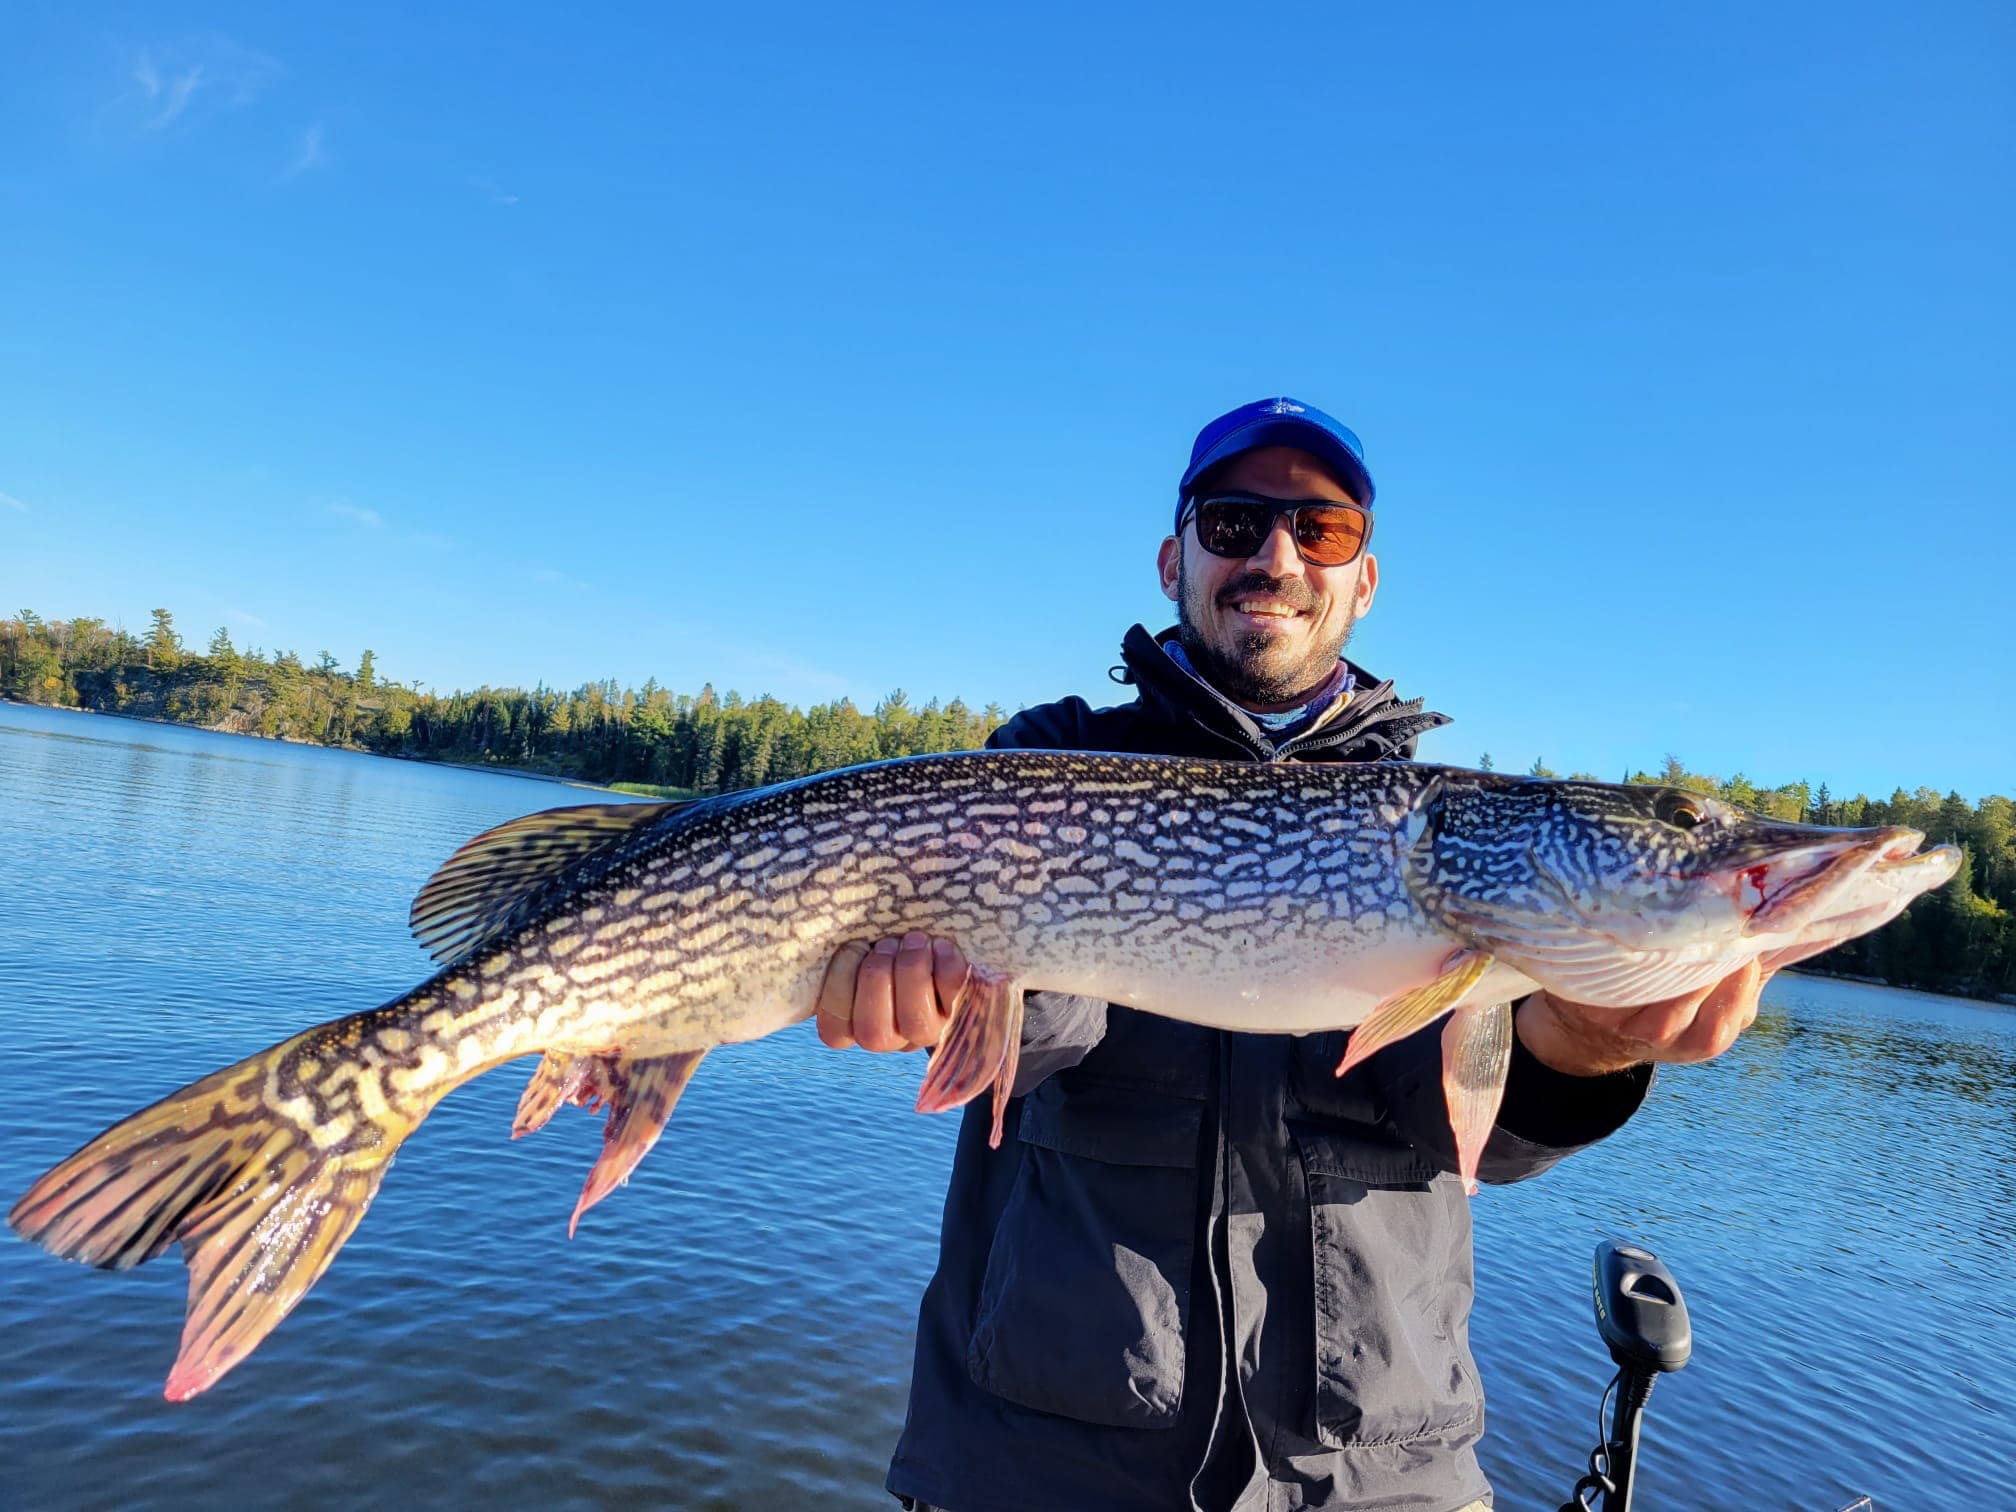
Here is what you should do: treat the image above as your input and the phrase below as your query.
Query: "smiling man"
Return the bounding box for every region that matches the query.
[820,398,1764,1512]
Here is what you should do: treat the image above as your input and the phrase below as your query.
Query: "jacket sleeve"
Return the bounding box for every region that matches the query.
[984,705,1110,1094]
[1372,999,1653,1184]
[1009,992,1109,1096]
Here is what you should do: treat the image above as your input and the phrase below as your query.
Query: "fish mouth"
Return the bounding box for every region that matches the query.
[1802,841,1961,927]
[1756,842,1962,968]
[1739,826,1933,936]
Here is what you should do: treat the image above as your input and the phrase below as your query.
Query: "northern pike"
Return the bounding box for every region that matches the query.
[10,751,1957,1400]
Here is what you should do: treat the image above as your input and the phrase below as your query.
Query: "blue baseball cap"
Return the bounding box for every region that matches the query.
[1175,397,1375,530]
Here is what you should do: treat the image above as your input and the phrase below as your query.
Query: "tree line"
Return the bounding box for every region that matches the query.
[4,608,2011,1000]
[0,608,1004,793]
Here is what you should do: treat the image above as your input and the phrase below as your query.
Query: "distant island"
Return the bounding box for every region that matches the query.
[4,607,2010,1001]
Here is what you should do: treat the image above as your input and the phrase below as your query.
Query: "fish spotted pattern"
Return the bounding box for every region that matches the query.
[10,750,1958,1400]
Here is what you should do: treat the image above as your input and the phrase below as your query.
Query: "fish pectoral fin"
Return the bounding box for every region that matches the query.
[565,1050,708,1238]
[1335,949,1495,1080]
[1441,1001,1514,1196]
[915,965,1024,1151]
[409,799,701,966]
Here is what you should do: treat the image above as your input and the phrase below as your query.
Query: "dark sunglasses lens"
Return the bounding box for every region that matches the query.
[1293,506,1368,566]
[1194,498,1273,558]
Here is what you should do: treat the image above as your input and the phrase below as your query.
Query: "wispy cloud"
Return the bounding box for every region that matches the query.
[226,607,268,629]
[125,36,282,135]
[0,490,28,514]
[327,499,383,529]
[742,647,857,700]
[471,176,520,207]
[134,56,205,130]
[280,123,328,180]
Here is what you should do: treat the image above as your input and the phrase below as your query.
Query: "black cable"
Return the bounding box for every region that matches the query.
[1558,1370,1624,1512]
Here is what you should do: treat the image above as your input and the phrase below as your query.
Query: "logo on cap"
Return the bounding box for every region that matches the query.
[1268,399,1306,415]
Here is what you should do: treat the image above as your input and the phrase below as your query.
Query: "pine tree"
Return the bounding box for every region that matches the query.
[146,608,181,671]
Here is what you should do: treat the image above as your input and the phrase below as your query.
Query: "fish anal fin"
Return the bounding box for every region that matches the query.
[915,965,1024,1150]
[410,800,699,967]
[512,1048,641,1138]
[568,1050,706,1237]
[1336,949,1494,1080]
[1440,1002,1514,1196]
[513,1051,595,1137]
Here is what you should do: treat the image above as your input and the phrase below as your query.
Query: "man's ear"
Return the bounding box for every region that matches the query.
[1157,535,1181,602]
[1355,552,1379,616]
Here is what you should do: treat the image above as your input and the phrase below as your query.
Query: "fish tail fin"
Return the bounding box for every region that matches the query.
[8,1010,458,1401]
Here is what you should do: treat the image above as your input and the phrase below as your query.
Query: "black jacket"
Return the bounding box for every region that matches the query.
[888,627,1651,1512]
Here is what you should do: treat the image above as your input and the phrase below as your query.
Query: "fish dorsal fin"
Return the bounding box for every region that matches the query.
[409,800,697,965]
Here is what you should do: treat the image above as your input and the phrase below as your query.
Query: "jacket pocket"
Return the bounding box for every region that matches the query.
[965,1077,1204,1428]
[1293,1124,1481,1449]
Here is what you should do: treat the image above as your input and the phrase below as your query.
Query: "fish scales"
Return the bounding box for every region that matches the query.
[455,751,1451,1065]
[10,749,1959,1400]
[208,752,1447,1193]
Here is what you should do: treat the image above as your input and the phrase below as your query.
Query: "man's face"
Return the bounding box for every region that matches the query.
[1157,445,1379,712]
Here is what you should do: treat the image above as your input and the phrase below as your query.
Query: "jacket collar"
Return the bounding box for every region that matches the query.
[1115,623,1450,763]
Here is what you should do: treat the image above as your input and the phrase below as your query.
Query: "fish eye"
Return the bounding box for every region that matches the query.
[1656,793,1707,831]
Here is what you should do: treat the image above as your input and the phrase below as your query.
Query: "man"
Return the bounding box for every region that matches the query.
[818,398,1765,1511]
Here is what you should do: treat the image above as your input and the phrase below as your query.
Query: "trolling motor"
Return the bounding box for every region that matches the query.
[1561,1238,1693,1512]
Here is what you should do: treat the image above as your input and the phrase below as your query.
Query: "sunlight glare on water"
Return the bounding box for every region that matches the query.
[1,702,2010,1508]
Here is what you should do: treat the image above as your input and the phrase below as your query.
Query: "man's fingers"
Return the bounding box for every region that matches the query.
[1665,961,1765,1061]
[818,936,969,1054]
[815,940,870,1049]
[1613,986,1710,1048]
[892,932,945,1049]
[932,937,971,1020]
[853,938,905,1052]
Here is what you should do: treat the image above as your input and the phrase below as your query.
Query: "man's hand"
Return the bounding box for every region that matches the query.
[815,932,970,1053]
[1515,959,1769,1077]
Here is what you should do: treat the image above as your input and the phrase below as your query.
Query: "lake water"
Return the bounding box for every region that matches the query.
[1,700,2009,1510]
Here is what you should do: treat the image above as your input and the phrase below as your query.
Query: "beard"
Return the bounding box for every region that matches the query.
[1174,558,1360,708]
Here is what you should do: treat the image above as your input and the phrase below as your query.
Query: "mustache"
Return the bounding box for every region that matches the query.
[1216,572,1319,613]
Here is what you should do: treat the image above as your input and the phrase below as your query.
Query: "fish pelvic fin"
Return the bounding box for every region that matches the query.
[1335,949,1495,1081]
[915,965,1024,1150]
[8,1009,464,1401]
[1440,1001,1514,1195]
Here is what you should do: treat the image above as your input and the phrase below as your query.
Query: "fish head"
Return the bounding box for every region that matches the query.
[1409,777,1960,1008]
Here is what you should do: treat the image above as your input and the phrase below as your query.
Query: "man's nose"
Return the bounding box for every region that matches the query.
[1246,515,1304,575]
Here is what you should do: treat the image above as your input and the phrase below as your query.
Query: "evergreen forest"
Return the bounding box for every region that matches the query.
[5,608,2011,1000]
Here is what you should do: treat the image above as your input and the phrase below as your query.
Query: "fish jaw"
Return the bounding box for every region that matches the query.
[1736,826,1925,938]
[1754,842,1961,970]
[1463,832,1961,1005]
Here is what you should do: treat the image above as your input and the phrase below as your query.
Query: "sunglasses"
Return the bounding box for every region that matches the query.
[1177,491,1373,568]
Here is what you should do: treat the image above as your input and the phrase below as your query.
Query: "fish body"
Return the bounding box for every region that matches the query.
[420,752,1479,1058]
[9,750,1958,1400]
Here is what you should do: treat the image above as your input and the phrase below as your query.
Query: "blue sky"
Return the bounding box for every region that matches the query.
[2,3,2010,801]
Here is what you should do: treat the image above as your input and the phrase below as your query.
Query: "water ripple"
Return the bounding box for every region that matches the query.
[2,703,2011,1507]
